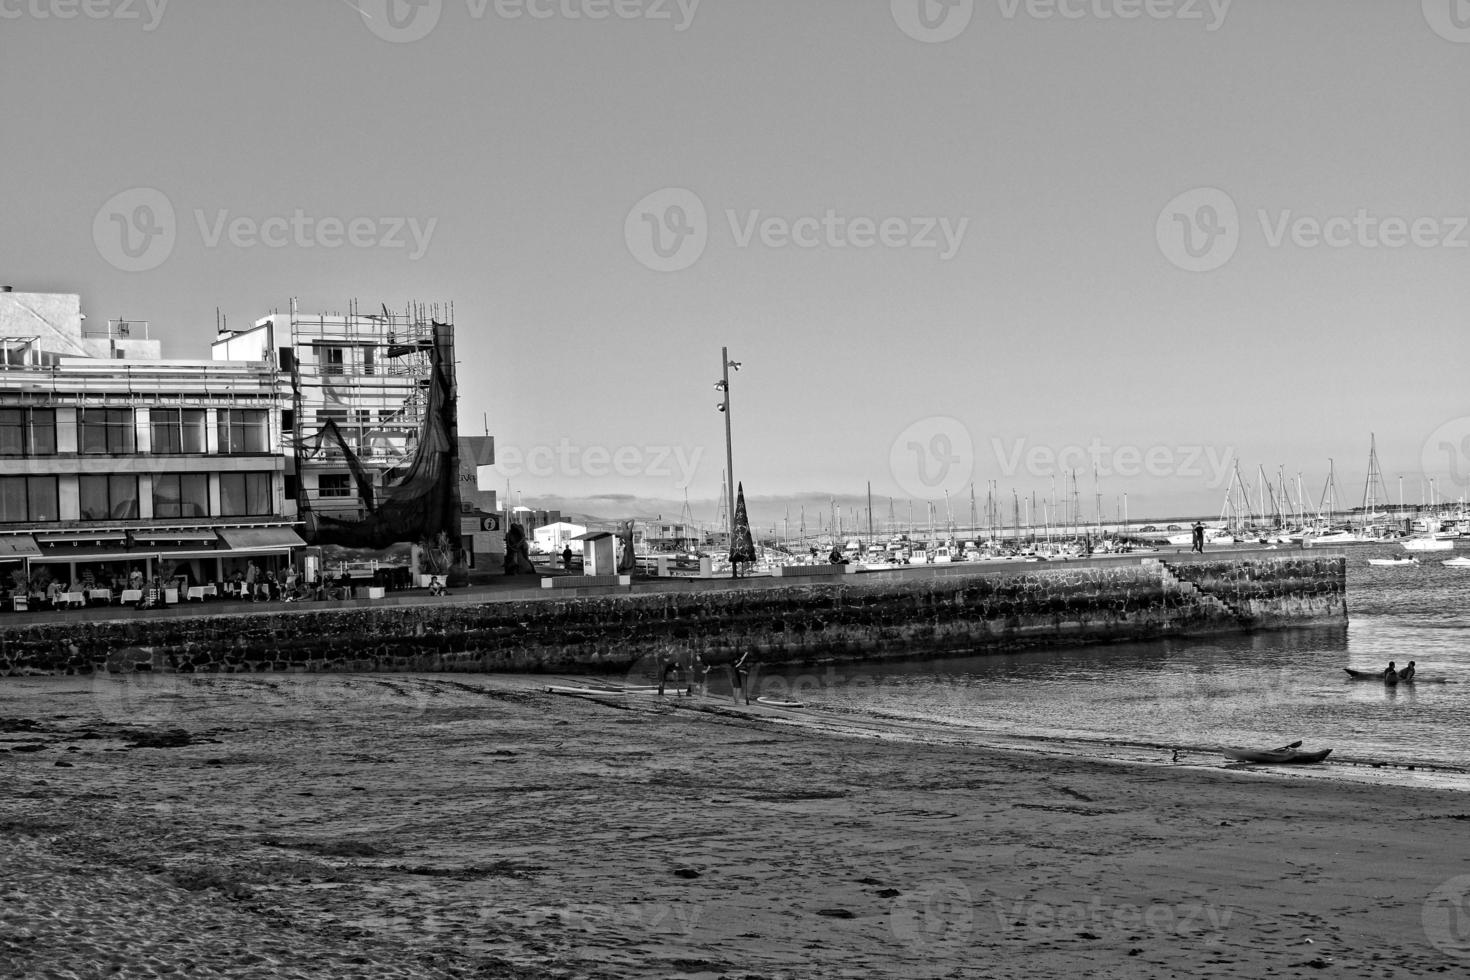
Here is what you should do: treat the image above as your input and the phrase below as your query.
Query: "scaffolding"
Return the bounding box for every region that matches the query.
[286,299,455,525]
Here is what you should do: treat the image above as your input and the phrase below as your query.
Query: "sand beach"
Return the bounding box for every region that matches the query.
[3,671,1469,979]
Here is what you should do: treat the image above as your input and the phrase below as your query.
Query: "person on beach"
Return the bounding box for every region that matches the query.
[1191,522,1205,553]
[657,650,681,696]
[1398,661,1416,682]
[729,651,752,705]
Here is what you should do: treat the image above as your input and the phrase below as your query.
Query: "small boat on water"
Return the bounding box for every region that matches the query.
[1223,741,1332,765]
[1443,557,1470,568]
[1367,557,1418,567]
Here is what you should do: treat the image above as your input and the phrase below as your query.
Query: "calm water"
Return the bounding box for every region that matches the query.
[757,544,1470,769]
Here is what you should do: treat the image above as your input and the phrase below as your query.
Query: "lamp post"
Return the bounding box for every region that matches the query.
[715,347,740,563]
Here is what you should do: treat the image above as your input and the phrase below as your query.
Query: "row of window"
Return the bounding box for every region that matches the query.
[0,408,270,456]
[0,473,273,523]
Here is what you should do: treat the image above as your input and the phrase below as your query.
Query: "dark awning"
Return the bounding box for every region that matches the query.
[217,527,308,552]
[0,535,41,559]
[131,530,221,544]
[36,531,129,545]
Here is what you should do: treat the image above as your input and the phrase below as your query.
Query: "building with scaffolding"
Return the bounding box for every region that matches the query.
[214,301,493,568]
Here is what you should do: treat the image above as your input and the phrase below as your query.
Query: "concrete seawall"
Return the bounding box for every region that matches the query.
[0,554,1346,677]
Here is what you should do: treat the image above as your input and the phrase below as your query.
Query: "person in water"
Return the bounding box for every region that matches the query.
[1398,661,1416,682]
[1382,661,1398,681]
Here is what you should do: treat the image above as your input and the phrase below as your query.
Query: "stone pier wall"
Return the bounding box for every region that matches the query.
[0,556,1346,677]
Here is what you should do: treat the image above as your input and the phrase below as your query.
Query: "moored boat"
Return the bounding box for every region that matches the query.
[1223,746,1332,765]
[1366,557,1418,567]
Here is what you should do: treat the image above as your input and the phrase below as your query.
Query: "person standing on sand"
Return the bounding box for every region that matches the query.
[1191,522,1205,553]
[728,651,753,705]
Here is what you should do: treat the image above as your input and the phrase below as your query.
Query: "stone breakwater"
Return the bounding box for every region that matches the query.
[0,557,1345,677]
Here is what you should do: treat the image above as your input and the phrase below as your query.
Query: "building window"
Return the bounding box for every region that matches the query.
[324,347,345,376]
[318,474,352,498]
[362,346,375,376]
[152,473,209,518]
[219,472,271,516]
[79,408,135,454]
[0,408,57,456]
[79,474,140,521]
[0,476,59,522]
[150,408,206,454]
[218,409,268,454]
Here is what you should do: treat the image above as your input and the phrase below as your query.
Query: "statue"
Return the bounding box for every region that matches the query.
[616,520,636,574]
[503,523,536,575]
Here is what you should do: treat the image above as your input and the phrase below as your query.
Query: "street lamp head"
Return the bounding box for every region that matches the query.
[728,361,741,371]
[714,380,727,390]
[716,403,727,412]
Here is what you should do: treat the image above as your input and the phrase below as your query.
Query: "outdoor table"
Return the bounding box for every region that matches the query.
[121,589,143,604]
[186,585,217,601]
[59,591,86,609]
[87,589,112,605]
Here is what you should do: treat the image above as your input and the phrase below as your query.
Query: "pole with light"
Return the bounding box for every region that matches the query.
[715,347,741,570]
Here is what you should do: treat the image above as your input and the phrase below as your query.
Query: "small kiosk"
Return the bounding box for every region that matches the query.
[573,531,616,576]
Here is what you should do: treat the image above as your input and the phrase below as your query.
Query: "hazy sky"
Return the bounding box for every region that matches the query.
[4,0,1467,527]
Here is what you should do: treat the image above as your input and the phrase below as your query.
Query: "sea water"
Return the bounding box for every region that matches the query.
[756,544,1470,770]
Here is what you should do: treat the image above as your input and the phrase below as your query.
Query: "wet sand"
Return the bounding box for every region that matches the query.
[3,671,1469,979]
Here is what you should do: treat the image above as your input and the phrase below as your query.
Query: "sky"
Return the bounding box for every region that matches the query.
[3,0,1468,531]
